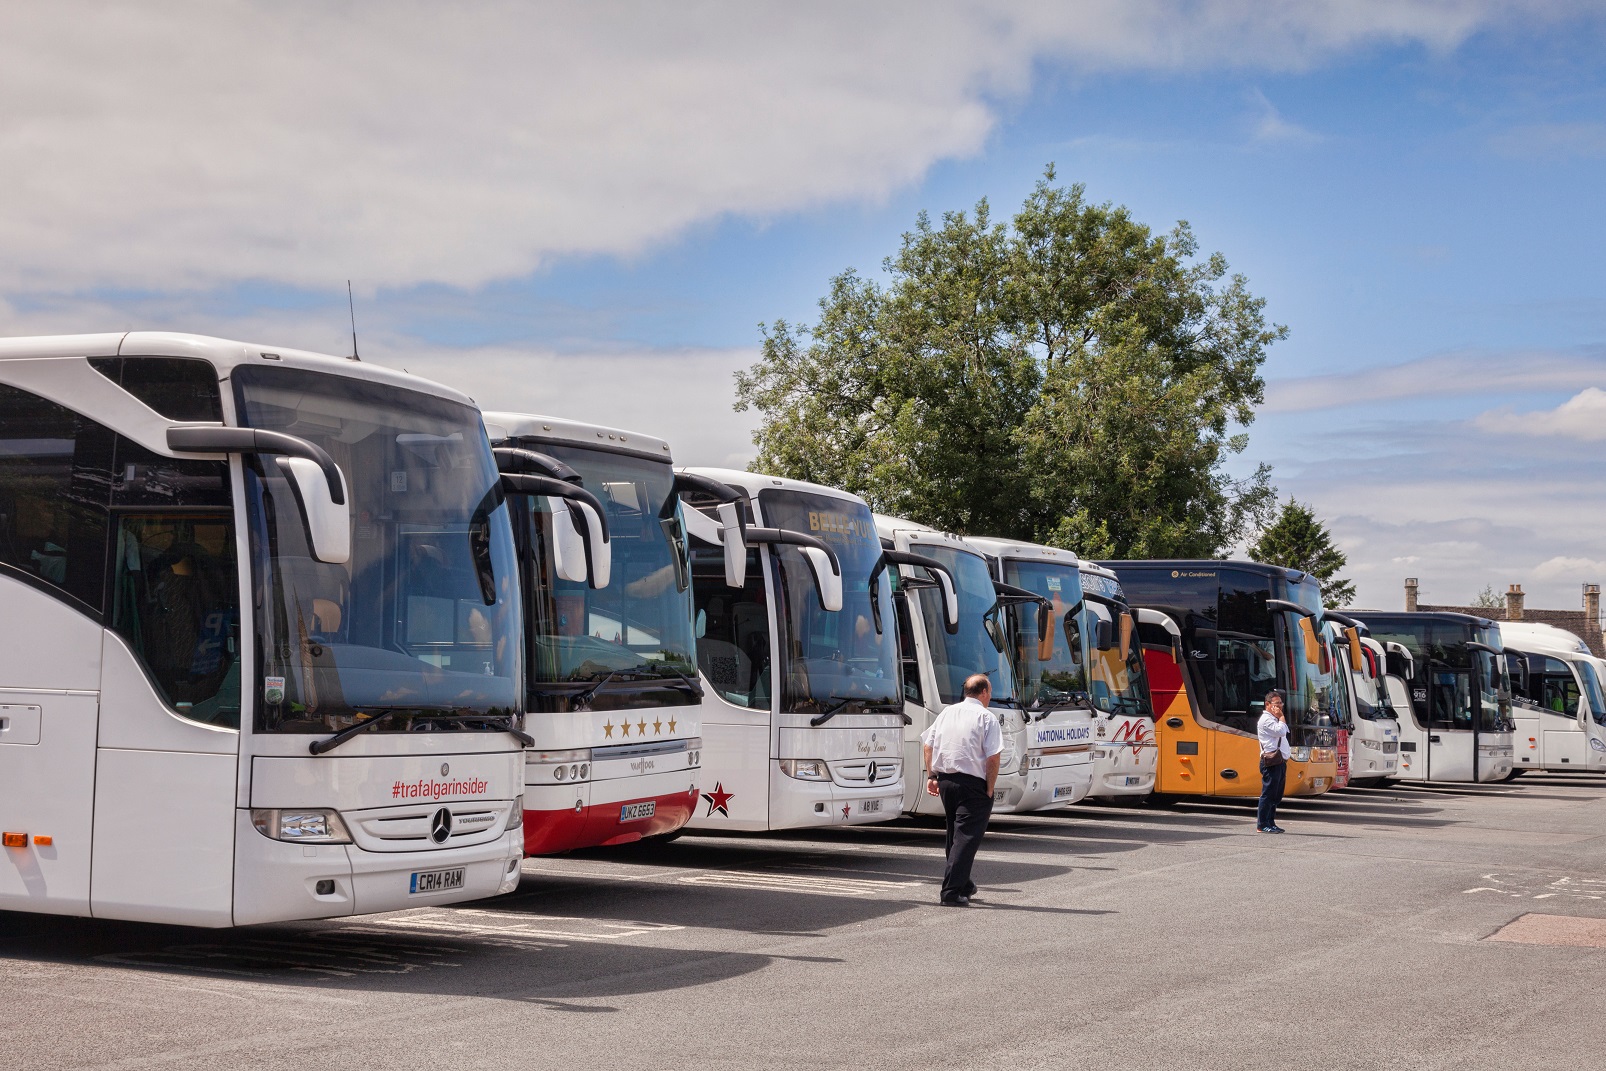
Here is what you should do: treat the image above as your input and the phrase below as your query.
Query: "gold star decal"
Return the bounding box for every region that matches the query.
[620,720,630,737]
[668,718,677,733]
[602,720,614,739]
[653,717,663,735]
[637,719,648,736]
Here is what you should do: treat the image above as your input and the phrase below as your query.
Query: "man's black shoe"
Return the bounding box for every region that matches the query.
[939,895,970,907]
[963,883,977,897]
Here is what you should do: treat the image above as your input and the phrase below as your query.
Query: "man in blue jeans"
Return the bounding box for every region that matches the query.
[1257,690,1290,833]
[922,673,1004,906]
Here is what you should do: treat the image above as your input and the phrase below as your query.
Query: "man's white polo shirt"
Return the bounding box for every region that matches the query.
[922,695,1004,779]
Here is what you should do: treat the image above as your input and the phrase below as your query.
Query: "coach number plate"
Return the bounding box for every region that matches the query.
[410,867,465,894]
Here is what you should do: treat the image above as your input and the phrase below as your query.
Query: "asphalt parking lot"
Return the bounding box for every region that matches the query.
[5,775,1605,1071]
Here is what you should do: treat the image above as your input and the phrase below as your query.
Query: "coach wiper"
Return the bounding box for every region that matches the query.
[810,694,902,727]
[310,708,534,755]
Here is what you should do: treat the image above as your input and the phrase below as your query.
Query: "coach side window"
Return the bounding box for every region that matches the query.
[0,384,112,615]
[690,544,771,710]
[102,358,238,725]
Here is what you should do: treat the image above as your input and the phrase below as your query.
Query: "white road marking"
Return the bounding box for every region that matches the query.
[358,908,684,943]
[677,871,924,896]
[1462,872,1606,900]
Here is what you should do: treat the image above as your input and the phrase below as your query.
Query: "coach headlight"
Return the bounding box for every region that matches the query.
[1289,747,1312,763]
[778,758,831,781]
[251,808,353,844]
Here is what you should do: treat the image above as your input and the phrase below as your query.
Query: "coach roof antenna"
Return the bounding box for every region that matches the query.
[346,279,361,361]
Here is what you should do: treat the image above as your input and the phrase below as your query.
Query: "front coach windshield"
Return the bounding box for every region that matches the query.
[517,445,697,712]
[1078,577,1150,718]
[237,366,521,733]
[759,490,900,716]
[1002,559,1088,710]
[907,543,1017,707]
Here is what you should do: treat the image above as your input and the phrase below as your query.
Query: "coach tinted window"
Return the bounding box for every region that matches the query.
[0,384,113,615]
[91,357,223,422]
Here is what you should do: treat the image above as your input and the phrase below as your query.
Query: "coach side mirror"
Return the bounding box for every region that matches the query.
[169,425,352,566]
[276,457,351,565]
[984,616,1006,653]
[717,501,747,588]
[800,545,844,613]
[1062,613,1084,665]
[1345,626,1364,673]
[499,470,613,590]
[1298,615,1323,667]
[548,498,591,585]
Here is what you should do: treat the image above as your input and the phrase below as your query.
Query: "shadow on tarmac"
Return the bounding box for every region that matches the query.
[0,909,779,1007]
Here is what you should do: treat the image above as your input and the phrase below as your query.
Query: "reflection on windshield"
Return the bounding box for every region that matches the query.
[1581,661,1606,726]
[1351,652,1389,721]
[515,445,695,712]
[237,366,521,733]
[1369,620,1511,733]
[759,491,900,715]
[1082,602,1149,717]
[1326,638,1355,729]
[1002,560,1086,709]
[905,543,1016,706]
[1281,579,1337,735]
[1473,629,1513,731]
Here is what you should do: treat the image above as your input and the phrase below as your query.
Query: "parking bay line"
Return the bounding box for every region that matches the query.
[674,871,925,896]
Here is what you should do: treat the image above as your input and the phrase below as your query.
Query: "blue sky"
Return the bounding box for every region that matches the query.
[3,2,1604,611]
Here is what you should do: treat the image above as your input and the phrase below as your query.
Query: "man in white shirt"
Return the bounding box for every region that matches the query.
[921,673,1004,906]
[1256,690,1291,834]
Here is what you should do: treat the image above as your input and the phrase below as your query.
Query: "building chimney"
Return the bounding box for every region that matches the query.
[1506,584,1524,621]
[1404,577,1418,612]
[1586,583,1601,630]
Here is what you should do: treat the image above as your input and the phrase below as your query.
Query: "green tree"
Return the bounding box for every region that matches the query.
[1248,498,1356,607]
[1471,584,1501,610]
[735,167,1283,555]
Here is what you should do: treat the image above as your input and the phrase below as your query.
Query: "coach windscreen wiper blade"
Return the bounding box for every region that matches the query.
[309,708,407,755]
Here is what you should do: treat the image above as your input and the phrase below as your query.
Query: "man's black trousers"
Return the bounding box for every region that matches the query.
[1257,758,1286,830]
[936,772,993,901]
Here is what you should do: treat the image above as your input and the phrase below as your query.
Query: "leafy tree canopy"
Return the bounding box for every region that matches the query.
[1248,497,1356,607]
[735,167,1284,557]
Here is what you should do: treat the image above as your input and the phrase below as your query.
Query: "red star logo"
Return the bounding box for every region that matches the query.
[701,781,734,818]
[841,802,851,819]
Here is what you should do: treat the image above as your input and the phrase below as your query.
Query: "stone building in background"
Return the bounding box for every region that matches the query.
[1402,578,1604,657]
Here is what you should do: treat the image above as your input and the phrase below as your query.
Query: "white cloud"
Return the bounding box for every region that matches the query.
[1534,555,1606,580]
[1249,88,1322,143]
[1260,409,1606,609]
[388,343,761,470]
[1474,387,1606,442]
[1264,346,1606,412]
[0,1,1581,295]
[0,291,763,468]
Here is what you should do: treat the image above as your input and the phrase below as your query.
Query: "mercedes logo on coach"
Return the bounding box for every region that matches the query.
[430,808,453,844]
